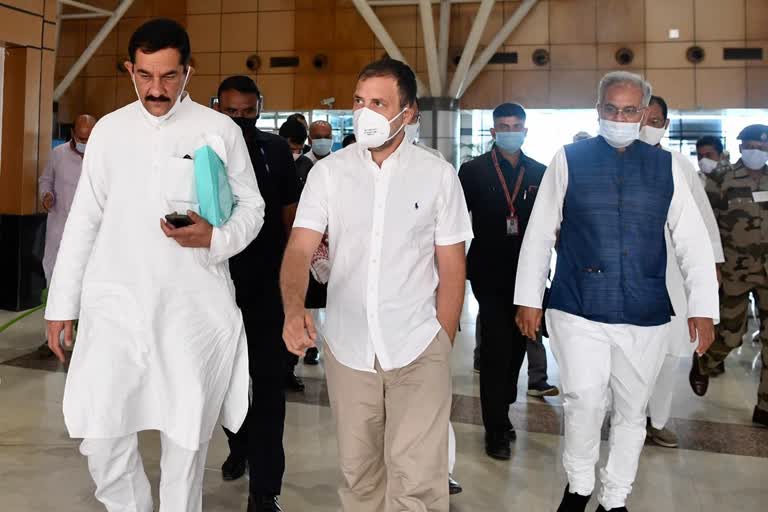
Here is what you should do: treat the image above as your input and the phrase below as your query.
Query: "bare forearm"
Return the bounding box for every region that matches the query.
[436,272,465,340]
[280,247,311,316]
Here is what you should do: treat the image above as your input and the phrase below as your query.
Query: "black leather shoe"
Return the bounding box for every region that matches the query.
[448,475,463,495]
[303,347,319,365]
[221,453,247,481]
[485,431,511,460]
[689,353,709,396]
[247,495,282,512]
[753,406,768,427]
[284,373,305,392]
[557,485,591,512]
[596,506,628,511]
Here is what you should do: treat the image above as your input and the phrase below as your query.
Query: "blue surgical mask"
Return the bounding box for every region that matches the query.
[75,142,87,153]
[312,138,333,157]
[494,131,525,153]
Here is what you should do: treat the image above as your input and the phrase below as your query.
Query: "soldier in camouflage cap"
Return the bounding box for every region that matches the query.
[690,124,768,427]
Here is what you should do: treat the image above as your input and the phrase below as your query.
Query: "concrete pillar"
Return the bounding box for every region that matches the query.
[418,96,460,170]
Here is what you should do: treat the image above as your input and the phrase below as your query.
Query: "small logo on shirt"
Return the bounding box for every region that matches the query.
[415,202,419,210]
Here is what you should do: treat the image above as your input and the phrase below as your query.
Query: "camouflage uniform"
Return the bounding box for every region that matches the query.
[700,158,768,414]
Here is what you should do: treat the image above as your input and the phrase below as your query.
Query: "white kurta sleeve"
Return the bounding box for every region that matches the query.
[39,151,55,198]
[514,147,569,308]
[45,129,108,320]
[206,127,265,265]
[671,151,724,263]
[667,158,720,322]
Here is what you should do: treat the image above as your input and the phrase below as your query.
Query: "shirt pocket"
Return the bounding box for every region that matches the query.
[162,157,198,213]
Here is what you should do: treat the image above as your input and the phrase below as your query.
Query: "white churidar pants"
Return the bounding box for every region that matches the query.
[79,432,209,512]
[647,354,684,430]
[546,310,669,510]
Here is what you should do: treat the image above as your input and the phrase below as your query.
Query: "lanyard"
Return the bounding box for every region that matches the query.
[491,149,525,218]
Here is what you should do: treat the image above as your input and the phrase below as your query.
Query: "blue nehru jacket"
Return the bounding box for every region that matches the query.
[548,136,675,327]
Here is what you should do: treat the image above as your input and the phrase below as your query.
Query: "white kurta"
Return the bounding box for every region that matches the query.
[514,145,720,330]
[39,142,84,283]
[45,96,265,450]
[664,150,724,357]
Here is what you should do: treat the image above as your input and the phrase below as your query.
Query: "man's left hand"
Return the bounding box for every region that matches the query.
[688,317,715,355]
[160,211,213,248]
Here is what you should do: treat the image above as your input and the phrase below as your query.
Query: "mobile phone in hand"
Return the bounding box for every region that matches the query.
[165,213,194,228]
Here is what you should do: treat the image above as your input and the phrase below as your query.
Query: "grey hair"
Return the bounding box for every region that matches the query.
[597,71,653,107]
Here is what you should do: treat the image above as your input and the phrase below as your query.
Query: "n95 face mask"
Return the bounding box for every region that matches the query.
[353,107,407,149]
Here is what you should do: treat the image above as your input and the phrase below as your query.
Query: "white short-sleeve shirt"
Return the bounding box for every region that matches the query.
[294,140,473,372]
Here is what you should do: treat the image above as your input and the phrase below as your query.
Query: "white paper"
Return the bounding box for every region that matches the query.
[753,191,768,203]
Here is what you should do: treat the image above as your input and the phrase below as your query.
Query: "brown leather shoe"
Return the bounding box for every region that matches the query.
[689,353,709,397]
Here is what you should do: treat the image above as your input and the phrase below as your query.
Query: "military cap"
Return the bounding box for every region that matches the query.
[737,124,768,142]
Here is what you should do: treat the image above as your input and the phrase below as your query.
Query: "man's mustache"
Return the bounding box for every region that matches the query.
[145,95,171,103]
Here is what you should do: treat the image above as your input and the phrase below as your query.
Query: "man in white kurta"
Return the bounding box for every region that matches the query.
[514,72,718,512]
[638,96,724,448]
[45,19,264,512]
[39,114,96,283]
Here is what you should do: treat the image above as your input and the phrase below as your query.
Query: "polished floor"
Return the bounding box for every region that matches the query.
[1,298,766,511]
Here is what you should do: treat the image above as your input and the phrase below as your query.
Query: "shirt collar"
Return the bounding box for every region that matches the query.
[493,146,524,170]
[359,136,410,167]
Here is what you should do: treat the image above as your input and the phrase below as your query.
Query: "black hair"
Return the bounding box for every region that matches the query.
[342,133,356,148]
[696,135,724,154]
[288,113,307,122]
[217,75,261,100]
[358,58,417,109]
[279,118,308,146]
[493,103,526,121]
[128,18,191,67]
[649,95,669,120]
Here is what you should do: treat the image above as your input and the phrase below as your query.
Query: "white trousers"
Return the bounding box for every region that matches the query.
[647,354,684,430]
[547,310,669,510]
[448,422,456,474]
[80,433,209,512]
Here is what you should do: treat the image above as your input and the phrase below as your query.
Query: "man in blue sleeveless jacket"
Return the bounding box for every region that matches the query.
[514,72,719,512]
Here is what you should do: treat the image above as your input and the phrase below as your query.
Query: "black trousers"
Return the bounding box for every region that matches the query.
[223,299,288,496]
[475,291,528,435]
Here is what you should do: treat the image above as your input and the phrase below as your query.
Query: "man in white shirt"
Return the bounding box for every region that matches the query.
[515,71,718,512]
[638,95,724,449]
[44,19,265,512]
[280,59,472,512]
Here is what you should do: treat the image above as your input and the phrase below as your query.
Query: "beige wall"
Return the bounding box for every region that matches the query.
[56,0,187,123]
[0,0,56,215]
[56,0,768,117]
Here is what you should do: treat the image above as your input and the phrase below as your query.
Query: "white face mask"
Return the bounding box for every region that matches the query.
[404,122,420,144]
[353,107,407,149]
[699,158,718,174]
[599,119,641,149]
[131,66,191,125]
[292,152,302,161]
[639,125,666,147]
[741,149,768,170]
[75,141,87,153]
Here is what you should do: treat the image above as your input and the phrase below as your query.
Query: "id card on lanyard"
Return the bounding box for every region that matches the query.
[491,149,526,236]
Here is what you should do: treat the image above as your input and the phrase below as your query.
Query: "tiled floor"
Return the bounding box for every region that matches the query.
[1,300,766,511]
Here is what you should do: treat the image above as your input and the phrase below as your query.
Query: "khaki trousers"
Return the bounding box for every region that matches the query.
[324,331,453,512]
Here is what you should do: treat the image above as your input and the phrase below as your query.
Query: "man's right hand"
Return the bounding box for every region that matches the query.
[42,193,55,211]
[515,306,543,340]
[47,320,74,363]
[283,309,317,356]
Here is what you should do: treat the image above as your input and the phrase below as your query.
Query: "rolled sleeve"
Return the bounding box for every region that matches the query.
[434,164,473,246]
